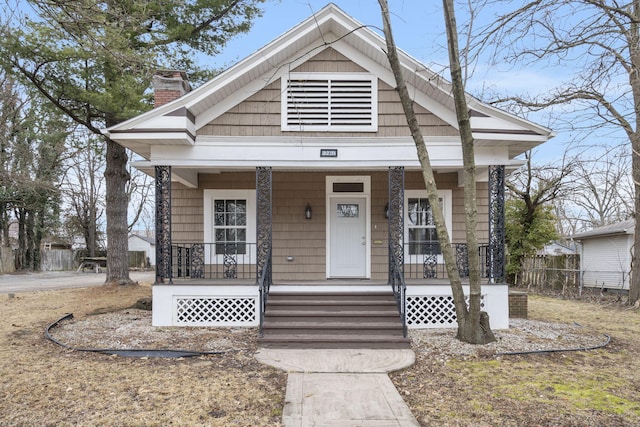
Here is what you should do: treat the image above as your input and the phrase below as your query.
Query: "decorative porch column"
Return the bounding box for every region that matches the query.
[256,167,272,285]
[488,165,506,283]
[155,166,172,284]
[388,166,405,282]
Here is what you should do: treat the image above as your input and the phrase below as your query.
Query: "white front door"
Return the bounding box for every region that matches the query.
[329,197,367,277]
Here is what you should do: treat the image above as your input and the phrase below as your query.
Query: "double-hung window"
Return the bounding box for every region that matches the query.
[405,190,452,260]
[214,199,247,255]
[204,190,256,263]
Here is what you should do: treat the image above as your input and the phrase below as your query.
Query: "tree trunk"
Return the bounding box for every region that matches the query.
[630,132,640,305]
[443,0,495,344]
[15,208,25,270]
[104,137,133,285]
[378,0,495,344]
[627,0,640,306]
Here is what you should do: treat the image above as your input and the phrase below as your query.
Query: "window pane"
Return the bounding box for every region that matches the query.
[337,203,359,217]
[225,229,237,242]
[408,199,419,226]
[214,200,225,226]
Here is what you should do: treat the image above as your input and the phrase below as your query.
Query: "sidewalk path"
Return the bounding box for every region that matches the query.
[256,348,420,426]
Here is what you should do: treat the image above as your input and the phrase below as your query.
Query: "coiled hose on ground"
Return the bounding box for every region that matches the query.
[45,313,242,358]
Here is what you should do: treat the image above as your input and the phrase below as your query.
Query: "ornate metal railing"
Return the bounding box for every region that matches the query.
[403,243,491,280]
[257,247,272,336]
[170,242,257,280]
[389,245,408,338]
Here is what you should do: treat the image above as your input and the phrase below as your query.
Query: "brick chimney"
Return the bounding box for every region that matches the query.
[152,70,191,108]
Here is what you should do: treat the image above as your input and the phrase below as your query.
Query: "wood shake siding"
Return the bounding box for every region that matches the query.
[198,48,457,138]
[272,172,326,281]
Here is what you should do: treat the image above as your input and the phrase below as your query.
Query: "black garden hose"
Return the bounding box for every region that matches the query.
[496,333,611,356]
[45,313,243,358]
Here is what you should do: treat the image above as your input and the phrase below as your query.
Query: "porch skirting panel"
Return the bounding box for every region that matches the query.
[152,285,259,327]
[406,285,509,330]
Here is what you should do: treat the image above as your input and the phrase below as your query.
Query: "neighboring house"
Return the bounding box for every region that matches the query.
[571,219,634,291]
[128,234,156,267]
[104,4,553,343]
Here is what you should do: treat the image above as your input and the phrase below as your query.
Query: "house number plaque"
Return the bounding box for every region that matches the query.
[320,149,338,158]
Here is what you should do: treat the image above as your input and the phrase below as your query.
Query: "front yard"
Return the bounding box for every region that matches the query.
[393,294,640,426]
[1,281,638,426]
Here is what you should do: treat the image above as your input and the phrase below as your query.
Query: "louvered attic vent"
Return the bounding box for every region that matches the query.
[282,73,378,131]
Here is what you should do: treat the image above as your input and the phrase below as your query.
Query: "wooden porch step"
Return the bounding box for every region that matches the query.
[258,290,410,349]
[258,334,411,349]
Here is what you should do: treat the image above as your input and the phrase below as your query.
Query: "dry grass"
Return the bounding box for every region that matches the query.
[1,283,286,427]
[3,281,640,427]
[391,294,640,426]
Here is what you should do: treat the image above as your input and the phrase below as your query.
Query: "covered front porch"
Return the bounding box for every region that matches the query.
[151,165,509,334]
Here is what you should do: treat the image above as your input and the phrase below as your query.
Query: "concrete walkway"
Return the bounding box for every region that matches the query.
[256,349,420,426]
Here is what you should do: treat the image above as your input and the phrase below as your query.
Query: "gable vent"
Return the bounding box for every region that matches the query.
[282,73,378,132]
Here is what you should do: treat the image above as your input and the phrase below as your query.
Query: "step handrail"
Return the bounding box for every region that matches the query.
[389,247,407,337]
[257,247,272,336]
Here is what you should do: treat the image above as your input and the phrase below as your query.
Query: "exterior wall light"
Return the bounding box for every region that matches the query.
[305,203,312,220]
[384,202,389,219]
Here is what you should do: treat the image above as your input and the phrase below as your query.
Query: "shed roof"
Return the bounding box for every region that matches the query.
[571,219,635,240]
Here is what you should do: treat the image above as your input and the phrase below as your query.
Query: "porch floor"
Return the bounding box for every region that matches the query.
[161,278,470,287]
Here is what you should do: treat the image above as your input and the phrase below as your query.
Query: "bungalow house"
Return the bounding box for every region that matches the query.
[104,4,553,347]
[572,219,634,291]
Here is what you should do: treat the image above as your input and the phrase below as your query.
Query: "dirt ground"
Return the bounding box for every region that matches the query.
[2,281,639,426]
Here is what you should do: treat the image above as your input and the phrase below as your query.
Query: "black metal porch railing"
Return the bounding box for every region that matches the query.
[389,246,408,338]
[170,242,257,280]
[403,243,491,280]
[257,247,272,336]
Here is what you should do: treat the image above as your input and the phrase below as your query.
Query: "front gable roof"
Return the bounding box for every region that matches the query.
[104,3,553,171]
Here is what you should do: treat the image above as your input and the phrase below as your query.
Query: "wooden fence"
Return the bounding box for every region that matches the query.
[41,249,77,271]
[0,247,15,274]
[517,254,580,294]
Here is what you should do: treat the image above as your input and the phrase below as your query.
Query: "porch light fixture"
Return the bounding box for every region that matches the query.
[305,203,312,220]
[384,202,389,219]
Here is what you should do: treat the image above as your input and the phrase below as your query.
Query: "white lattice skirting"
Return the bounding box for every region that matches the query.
[152,284,509,329]
[406,285,509,329]
[152,285,259,327]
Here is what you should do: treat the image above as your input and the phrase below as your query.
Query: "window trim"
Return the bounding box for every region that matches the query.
[204,189,256,263]
[404,189,452,263]
[281,72,378,132]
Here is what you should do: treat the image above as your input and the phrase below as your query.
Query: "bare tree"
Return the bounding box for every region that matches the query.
[378,0,495,344]
[61,132,106,257]
[566,147,632,229]
[477,0,640,304]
